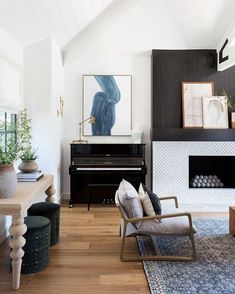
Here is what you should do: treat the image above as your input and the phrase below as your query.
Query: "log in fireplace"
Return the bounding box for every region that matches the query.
[189,156,235,188]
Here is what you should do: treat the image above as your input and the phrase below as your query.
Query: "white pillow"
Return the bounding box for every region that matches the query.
[118,179,143,227]
[139,183,155,217]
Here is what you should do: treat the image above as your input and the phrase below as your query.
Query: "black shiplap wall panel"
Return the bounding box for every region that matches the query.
[152,49,235,141]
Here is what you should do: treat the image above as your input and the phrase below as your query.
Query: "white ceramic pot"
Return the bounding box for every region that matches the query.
[0,163,17,198]
[131,127,143,143]
[18,160,39,173]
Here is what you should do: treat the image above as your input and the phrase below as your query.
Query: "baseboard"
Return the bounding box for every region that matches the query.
[62,193,70,200]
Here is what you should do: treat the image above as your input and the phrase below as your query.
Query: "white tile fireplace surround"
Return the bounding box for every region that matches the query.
[152,141,235,211]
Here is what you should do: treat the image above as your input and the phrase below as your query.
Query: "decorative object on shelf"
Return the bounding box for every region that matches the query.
[0,163,17,198]
[18,160,39,174]
[17,109,39,172]
[190,174,224,188]
[83,75,132,136]
[17,170,43,182]
[131,126,143,143]
[73,116,96,144]
[202,96,228,129]
[57,96,64,117]
[0,114,18,198]
[182,82,214,128]
[221,89,235,128]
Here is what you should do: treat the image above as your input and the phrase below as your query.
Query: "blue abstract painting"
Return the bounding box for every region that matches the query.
[83,75,131,136]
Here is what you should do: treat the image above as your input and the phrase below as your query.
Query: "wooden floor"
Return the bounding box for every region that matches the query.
[0,203,149,294]
[0,202,228,294]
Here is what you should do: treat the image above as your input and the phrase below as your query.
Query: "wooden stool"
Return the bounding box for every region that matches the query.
[229,206,235,235]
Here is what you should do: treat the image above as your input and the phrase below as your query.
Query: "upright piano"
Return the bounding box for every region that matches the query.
[69,143,147,207]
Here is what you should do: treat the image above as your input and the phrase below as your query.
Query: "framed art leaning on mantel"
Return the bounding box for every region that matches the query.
[182,82,214,128]
[83,75,132,136]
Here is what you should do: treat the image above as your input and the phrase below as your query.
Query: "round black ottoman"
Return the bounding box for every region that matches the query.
[28,202,60,246]
[22,216,51,274]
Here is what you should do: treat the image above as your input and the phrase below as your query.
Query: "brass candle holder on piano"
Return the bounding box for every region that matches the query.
[73,116,95,144]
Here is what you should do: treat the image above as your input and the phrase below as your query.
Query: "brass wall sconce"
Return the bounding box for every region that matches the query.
[73,116,95,144]
[57,96,64,117]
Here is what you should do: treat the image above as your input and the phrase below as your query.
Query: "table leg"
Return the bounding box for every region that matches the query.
[45,183,56,203]
[9,215,27,290]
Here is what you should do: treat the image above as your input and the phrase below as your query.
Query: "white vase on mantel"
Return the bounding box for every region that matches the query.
[131,126,143,143]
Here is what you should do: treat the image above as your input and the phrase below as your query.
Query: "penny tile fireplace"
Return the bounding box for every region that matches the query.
[152,142,235,211]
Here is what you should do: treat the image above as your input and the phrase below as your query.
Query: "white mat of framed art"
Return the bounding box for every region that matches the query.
[202,96,228,129]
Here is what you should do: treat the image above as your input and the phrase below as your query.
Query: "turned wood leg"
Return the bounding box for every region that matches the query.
[9,215,27,290]
[45,183,56,203]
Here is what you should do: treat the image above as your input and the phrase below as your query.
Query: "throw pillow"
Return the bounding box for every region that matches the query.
[118,179,143,227]
[139,183,155,217]
[142,184,162,215]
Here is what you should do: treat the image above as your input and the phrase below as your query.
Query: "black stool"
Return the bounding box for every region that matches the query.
[22,216,50,274]
[28,202,60,246]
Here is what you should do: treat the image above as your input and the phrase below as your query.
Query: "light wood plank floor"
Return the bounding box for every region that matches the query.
[0,202,229,294]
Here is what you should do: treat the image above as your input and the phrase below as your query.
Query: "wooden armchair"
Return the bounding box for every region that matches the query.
[115,191,196,262]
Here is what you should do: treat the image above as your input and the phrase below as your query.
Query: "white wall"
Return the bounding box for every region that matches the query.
[0,28,23,243]
[63,54,151,196]
[62,0,195,197]
[23,38,64,201]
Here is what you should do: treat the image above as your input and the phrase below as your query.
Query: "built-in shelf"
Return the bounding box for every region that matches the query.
[151,128,235,141]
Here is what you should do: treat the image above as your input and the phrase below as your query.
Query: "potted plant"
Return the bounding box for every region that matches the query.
[17,109,38,173]
[221,89,235,128]
[0,121,18,198]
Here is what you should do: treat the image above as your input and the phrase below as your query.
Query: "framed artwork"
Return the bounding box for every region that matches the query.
[83,75,132,136]
[182,82,214,128]
[202,96,228,129]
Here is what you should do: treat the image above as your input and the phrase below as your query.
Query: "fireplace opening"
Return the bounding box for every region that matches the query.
[189,156,235,188]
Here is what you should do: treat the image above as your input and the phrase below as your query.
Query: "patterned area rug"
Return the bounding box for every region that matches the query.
[137,218,235,294]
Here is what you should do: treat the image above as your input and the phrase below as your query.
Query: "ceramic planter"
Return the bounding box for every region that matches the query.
[18,160,39,173]
[0,163,17,198]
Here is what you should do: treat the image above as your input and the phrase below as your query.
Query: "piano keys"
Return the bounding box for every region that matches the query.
[69,143,147,207]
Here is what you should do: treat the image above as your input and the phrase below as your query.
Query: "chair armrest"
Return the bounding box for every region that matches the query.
[159,196,178,208]
[126,212,194,233]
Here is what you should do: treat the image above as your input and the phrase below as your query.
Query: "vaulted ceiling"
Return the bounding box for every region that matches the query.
[0,0,114,48]
[0,0,235,54]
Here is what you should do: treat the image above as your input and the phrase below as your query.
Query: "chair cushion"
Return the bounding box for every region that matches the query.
[142,184,162,215]
[135,208,196,235]
[118,179,143,227]
[139,183,155,217]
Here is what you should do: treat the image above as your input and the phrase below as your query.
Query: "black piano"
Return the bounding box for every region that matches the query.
[69,143,147,207]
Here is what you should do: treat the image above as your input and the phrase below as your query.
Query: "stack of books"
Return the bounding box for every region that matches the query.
[17,170,44,182]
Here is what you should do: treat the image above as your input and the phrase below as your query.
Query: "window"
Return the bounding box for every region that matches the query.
[0,112,17,148]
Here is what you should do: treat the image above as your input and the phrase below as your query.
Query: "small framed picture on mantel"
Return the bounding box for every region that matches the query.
[182,82,214,128]
[202,96,228,129]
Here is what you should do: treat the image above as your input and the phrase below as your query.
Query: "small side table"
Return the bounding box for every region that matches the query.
[229,206,235,235]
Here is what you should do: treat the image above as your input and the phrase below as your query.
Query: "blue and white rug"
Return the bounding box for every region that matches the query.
[137,218,235,294]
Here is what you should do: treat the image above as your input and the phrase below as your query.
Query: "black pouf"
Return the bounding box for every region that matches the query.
[22,216,51,274]
[28,202,60,246]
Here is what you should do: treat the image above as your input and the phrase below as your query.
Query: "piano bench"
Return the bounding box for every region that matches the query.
[88,184,119,210]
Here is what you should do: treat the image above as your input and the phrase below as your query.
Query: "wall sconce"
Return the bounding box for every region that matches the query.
[57,96,64,117]
[73,116,96,144]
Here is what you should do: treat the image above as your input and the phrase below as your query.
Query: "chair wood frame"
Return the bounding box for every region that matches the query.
[116,196,196,262]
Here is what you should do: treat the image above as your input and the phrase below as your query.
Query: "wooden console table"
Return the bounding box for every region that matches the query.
[0,175,55,290]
